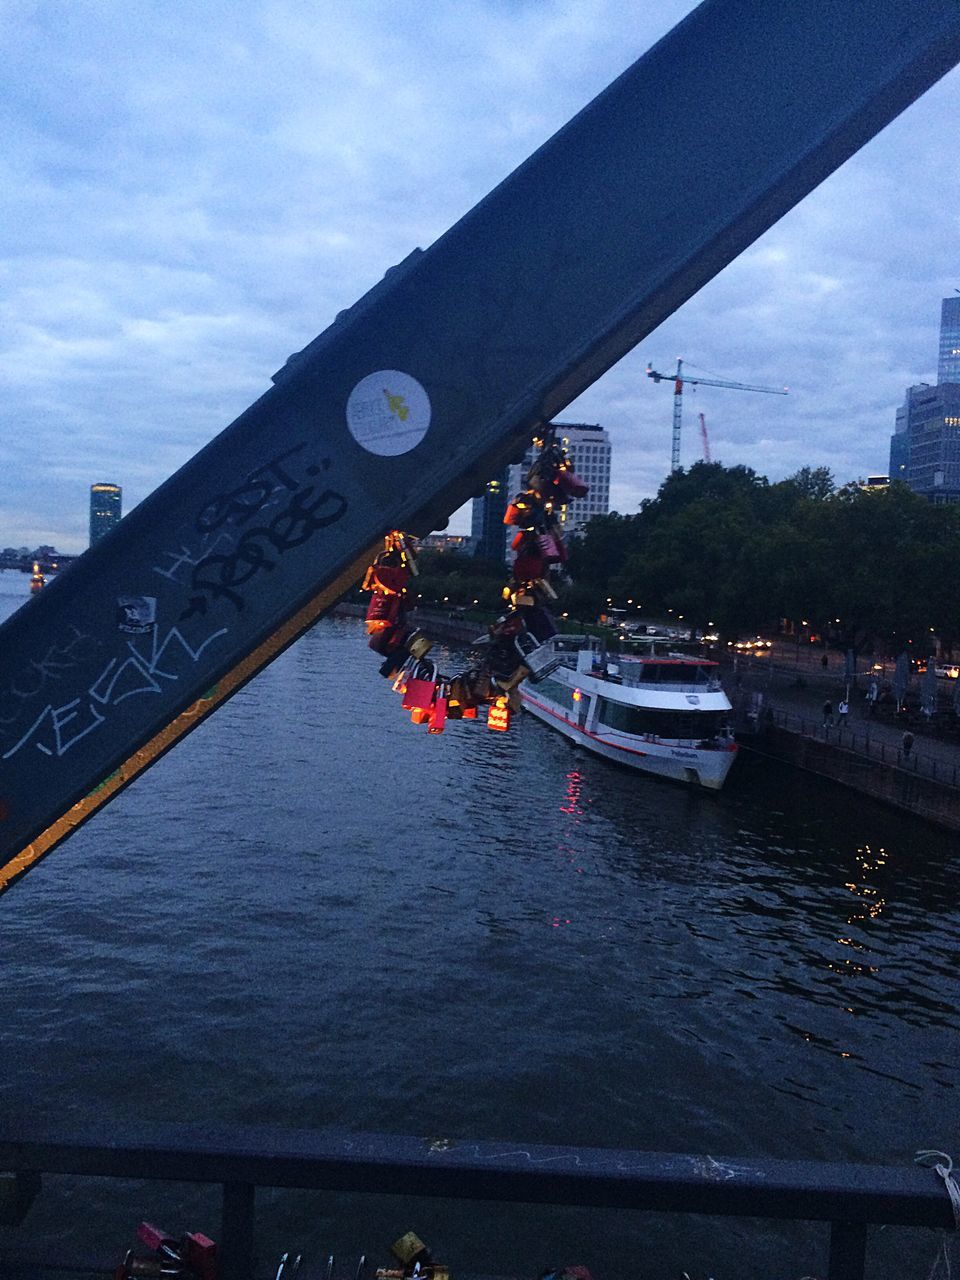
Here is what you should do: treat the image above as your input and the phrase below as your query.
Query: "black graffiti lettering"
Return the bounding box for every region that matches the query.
[182,471,349,617]
[195,445,305,533]
[265,487,349,553]
[183,541,277,613]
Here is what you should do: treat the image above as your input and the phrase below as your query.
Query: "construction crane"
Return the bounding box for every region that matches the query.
[699,412,711,464]
[646,358,788,472]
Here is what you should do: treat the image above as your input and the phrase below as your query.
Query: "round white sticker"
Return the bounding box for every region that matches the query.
[345,370,431,456]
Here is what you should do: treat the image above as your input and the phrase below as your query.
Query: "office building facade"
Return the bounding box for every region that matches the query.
[470,469,508,562]
[89,483,122,547]
[471,422,612,562]
[889,300,960,503]
[937,296,960,384]
[507,422,611,538]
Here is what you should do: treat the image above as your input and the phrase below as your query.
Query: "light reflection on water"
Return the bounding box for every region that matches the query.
[1,575,959,1276]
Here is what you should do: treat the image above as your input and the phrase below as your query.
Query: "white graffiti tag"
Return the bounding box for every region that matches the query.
[1,622,227,760]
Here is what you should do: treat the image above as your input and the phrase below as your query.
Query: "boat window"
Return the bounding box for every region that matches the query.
[635,663,715,684]
[596,700,726,740]
[532,676,580,710]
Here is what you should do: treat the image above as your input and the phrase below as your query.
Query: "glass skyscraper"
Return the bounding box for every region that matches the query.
[470,469,508,561]
[89,483,122,547]
[889,299,960,504]
[937,296,960,384]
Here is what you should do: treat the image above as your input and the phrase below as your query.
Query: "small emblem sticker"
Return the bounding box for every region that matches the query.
[346,370,431,456]
[117,596,157,634]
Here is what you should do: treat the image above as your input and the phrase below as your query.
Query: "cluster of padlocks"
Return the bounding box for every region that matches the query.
[362,429,588,734]
[114,1220,217,1279]
[113,1218,597,1280]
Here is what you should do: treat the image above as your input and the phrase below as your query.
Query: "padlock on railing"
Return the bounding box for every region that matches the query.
[402,661,439,711]
[391,1232,431,1270]
[553,465,589,499]
[365,591,405,631]
[116,1221,218,1280]
[536,530,563,562]
[487,698,511,731]
[512,551,549,583]
[369,621,409,656]
[428,688,448,734]
[179,1233,217,1280]
[503,494,535,526]
[115,1250,192,1278]
[363,554,411,597]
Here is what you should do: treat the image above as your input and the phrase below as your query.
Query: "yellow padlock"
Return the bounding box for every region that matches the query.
[391,1232,432,1268]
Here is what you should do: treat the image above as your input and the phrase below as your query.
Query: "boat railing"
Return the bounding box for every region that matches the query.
[0,1120,954,1280]
[615,675,724,694]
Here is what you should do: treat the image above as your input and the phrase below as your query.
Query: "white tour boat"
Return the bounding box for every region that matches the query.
[520,634,738,789]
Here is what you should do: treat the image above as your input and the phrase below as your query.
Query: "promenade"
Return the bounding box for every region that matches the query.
[729,643,960,829]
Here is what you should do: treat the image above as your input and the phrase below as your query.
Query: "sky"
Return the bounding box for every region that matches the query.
[2,0,959,554]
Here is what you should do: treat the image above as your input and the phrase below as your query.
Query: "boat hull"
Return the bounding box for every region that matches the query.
[520,686,738,790]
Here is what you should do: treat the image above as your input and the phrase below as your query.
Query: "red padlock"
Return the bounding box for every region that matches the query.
[428,694,447,734]
[513,552,548,582]
[402,663,439,711]
[137,1224,180,1262]
[554,468,589,499]
[181,1232,218,1280]
[487,700,511,732]
[365,592,404,630]
[369,562,410,594]
[369,622,409,656]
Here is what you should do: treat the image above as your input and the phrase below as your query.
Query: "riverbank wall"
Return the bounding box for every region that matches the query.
[743,717,960,833]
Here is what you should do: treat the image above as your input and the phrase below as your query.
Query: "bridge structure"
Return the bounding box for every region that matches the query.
[3,4,960,1275]
[4,0,959,894]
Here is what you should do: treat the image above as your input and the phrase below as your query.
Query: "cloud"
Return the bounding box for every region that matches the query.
[1,0,958,549]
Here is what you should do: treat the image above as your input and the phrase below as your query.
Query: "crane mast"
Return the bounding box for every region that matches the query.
[646,358,788,472]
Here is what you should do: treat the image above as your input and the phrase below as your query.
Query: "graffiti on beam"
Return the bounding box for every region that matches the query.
[179,450,348,618]
[1,620,228,761]
[0,627,101,729]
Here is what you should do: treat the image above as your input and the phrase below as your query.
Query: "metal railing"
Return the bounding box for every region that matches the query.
[767,707,960,790]
[0,1122,954,1280]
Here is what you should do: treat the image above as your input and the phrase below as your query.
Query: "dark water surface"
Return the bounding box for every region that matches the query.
[1,575,958,1278]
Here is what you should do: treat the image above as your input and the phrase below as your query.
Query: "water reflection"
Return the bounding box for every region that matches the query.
[1,604,959,1277]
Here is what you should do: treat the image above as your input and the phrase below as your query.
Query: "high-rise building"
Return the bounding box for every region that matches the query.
[471,422,612,562]
[470,469,508,561]
[89,483,122,547]
[937,296,960,384]
[506,422,612,540]
[889,301,960,504]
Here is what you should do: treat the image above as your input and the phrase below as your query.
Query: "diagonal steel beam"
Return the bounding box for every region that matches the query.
[2,0,960,893]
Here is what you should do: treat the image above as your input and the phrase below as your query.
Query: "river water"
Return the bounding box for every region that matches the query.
[1,571,958,1279]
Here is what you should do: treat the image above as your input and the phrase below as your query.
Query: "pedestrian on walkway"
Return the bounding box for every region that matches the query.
[822,698,833,728]
[838,697,849,725]
[902,730,914,759]
[821,653,829,670]
[867,680,878,716]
